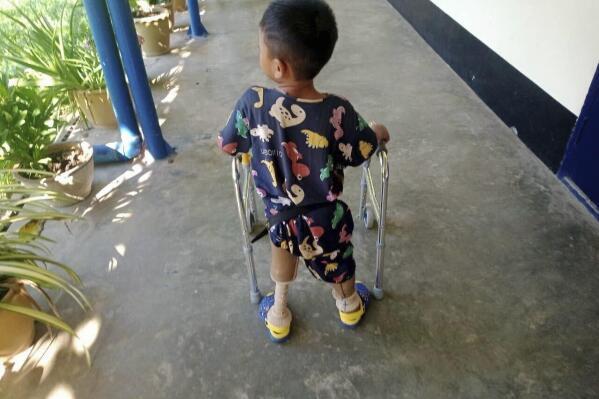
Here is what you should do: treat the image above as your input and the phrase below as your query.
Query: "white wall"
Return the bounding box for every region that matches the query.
[430,0,599,115]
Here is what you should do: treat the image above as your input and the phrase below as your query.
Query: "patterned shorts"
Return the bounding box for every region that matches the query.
[268,200,355,283]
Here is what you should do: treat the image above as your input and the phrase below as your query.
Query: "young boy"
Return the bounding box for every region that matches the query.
[218,0,390,342]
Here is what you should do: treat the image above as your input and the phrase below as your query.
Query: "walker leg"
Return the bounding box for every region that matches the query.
[242,164,253,228]
[373,147,389,301]
[233,157,261,304]
[359,161,369,216]
[250,285,262,304]
[248,173,258,227]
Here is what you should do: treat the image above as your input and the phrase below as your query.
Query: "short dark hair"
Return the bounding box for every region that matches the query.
[260,0,338,80]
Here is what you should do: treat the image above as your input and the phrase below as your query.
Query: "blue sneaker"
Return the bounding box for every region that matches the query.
[338,282,370,329]
[258,293,291,343]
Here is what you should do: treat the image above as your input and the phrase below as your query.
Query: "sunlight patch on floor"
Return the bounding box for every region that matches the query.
[72,316,101,356]
[47,383,75,399]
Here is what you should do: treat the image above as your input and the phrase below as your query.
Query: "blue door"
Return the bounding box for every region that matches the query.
[559,65,599,219]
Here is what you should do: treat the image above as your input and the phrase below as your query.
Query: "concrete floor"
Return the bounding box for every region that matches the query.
[2,0,599,398]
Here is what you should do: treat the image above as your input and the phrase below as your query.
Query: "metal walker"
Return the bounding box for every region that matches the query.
[232,144,390,304]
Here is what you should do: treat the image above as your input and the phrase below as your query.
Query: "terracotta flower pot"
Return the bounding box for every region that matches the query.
[0,284,36,357]
[73,89,117,129]
[134,8,171,57]
[15,141,95,207]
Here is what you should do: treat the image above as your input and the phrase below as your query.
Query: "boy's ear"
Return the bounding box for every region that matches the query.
[273,58,287,80]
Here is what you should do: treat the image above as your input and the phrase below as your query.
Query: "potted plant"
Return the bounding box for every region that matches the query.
[151,0,175,30]
[0,2,117,129]
[0,72,94,206]
[173,0,188,12]
[131,0,171,56]
[0,175,90,357]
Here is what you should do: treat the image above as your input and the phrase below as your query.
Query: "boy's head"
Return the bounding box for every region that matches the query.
[259,0,338,82]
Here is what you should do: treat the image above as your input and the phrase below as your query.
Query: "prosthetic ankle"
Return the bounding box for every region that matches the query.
[267,282,292,328]
[332,288,361,313]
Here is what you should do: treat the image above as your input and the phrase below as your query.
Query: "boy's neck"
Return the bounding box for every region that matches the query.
[276,80,324,100]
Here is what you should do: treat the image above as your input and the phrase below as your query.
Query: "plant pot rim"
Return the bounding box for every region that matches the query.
[14,141,94,182]
[134,8,169,22]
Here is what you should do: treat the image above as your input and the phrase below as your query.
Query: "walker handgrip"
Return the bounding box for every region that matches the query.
[241,153,251,166]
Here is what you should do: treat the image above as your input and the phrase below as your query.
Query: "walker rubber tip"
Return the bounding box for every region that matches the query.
[250,290,262,305]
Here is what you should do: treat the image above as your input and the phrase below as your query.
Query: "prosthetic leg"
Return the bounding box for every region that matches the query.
[258,243,298,343]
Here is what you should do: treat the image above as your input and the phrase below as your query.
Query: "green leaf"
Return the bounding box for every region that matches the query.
[0,254,81,284]
[0,264,90,310]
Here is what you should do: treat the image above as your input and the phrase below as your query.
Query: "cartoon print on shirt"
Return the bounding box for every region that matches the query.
[271,196,292,207]
[331,202,344,229]
[301,129,329,149]
[338,142,352,161]
[286,184,305,205]
[256,187,267,198]
[281,141,310,180]
[234,110,249,138]
[343,245,353,259]
[324,262,338,275]
[251,86,264,108]
[304,216,325,238]
[323,250,340,260]
[330,106,345,140]
[299,236,323,260]
[261,160,278,187]
[359,140,374,160]
[320,155,333,181]
[289,218,299,237]
[269,97,306,128]
[339,224,351,243]
[333,272,347,283]
[250,124,274,142]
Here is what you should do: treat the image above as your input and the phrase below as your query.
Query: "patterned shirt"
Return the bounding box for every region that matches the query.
[218,86,378,217]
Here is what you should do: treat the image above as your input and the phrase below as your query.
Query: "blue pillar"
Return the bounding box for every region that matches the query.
[82,0,142,163]
[106,0,174,159]
[188,0,208,37]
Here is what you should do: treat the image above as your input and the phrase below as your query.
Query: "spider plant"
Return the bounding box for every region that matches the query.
[0,1,105,96]
[0,70,62,174]
[0,172,90,338]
